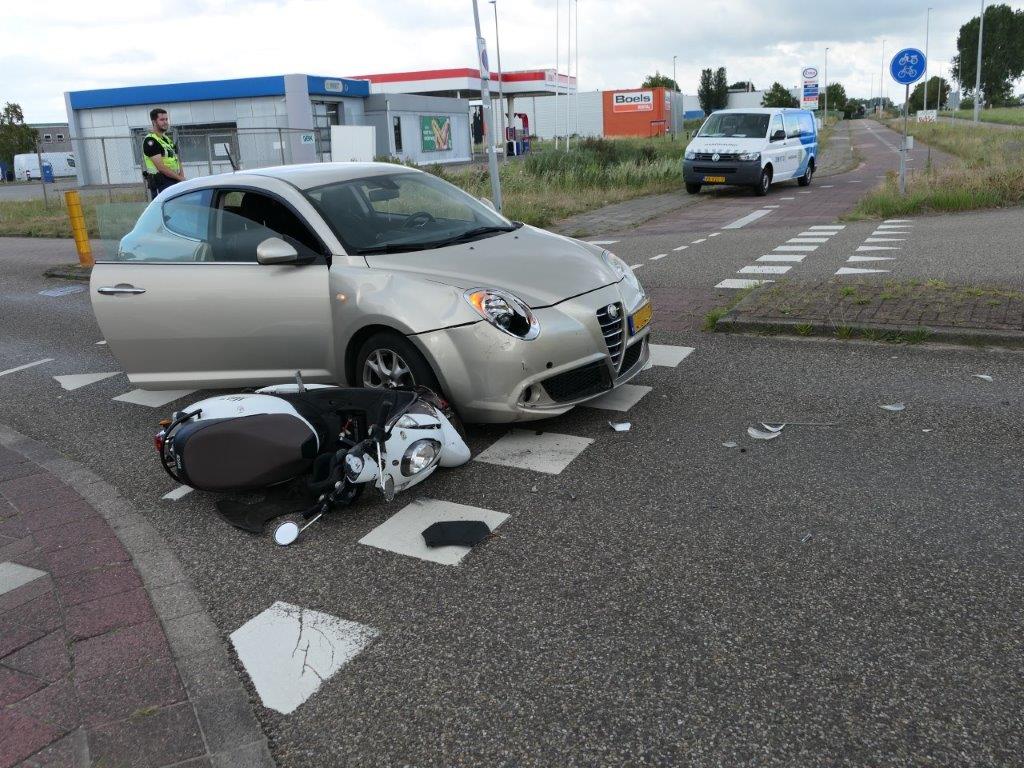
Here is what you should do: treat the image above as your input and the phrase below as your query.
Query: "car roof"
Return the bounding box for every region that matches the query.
[243,162,421,190]
[708,108,808,115]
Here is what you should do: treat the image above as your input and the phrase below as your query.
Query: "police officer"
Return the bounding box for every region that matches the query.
[142,108,184,200]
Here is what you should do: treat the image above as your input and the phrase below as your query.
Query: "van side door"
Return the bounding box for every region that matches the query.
[766,114,788,179]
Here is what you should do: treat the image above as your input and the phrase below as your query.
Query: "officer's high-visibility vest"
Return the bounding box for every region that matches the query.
[143,132,181,175]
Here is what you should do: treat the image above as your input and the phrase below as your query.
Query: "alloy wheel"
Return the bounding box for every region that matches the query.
[362,348,416,389]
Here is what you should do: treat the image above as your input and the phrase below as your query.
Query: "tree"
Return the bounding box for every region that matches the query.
[641,71,679,91]
[951,3,1024,107]
[712,67,729,110]
[908,77,951,111]
[728,81,755,92]
[824,82,847,112]
[761,82,799,108]
[697,69,716,113]
[0,103,37,173]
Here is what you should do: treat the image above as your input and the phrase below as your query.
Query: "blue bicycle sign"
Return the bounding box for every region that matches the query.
[890,47,927,85]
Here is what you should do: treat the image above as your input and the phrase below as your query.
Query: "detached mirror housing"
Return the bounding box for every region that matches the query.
[256,237,299,265]
[771,129,787,142]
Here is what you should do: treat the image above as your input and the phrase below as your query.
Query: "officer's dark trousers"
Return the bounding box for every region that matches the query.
[148,174,180,200]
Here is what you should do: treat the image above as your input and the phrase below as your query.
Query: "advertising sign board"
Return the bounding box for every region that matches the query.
[612,91,654,113]
[916,109,938,123]
[421,116,452,152]
[801,66,819,110]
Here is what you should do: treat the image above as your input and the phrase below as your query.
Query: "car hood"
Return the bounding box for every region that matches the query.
[362,225,616,307]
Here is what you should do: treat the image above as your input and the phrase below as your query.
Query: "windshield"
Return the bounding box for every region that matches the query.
[697,113,771,139]
[305,171,516,255]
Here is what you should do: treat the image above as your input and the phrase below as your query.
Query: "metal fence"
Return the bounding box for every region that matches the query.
[70,127,331,190]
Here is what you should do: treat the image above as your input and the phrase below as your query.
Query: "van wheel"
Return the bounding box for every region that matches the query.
[754,168,772,196]
[685,182,702,194]
[798,161,815,187]
[356,331,441,394]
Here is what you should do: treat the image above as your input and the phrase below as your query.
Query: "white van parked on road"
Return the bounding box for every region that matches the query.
[13,152,77,181]
[683,108,818,196]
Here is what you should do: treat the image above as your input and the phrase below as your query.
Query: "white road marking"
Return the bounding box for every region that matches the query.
[53,372,120,391]
[865,237,905,242]
[797,231,835,237]
[836,267,889,275]
[709,233,721,237]
[582,384,652,412]
[739,265,791,275]
[808,225,845,230]
[38,285,86,297]
[587,240,619,245]
[644,345,694,368]
[113,389,196,408]
[848,180,862,183]
[692,238,707,244]
[162,486,194,501]
[0,358,54,378]
[650,254,667,260]
[757,254,805,262]
[847,256,896,262]
[723,210,773,229]
[630,263,644,270]
[359,498,509,566]
[820,185,835,188]
[230,602,378,715]
[763,205,781,208]
[474,430,594,475]
[875,224,912,229]
[774,245,818,252]
[716,278,773,289]
[0,563,47,596]
[798,191,812,195]
[857,245,899,252]
[779,197,796,200]
[884,219,913,224]
[787,237,830,244]
[672,245,689,251]
[95,340,107,346]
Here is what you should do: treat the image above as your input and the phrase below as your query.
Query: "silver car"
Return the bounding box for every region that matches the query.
[90,163,652,423]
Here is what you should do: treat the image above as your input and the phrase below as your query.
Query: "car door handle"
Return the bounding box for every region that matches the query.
[97,285,146,295]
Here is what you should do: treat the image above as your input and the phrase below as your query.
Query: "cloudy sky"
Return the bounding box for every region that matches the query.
[4,0,1021,122]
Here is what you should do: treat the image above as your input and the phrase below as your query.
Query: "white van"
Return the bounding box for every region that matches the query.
[13,152,77,181]
[683,108,818,196]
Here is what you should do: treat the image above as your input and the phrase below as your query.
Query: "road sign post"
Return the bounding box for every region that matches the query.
[890,47,927,195]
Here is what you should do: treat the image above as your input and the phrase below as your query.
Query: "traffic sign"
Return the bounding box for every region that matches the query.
[890,48,926,85]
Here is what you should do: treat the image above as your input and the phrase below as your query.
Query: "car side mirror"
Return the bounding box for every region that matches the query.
[479,197,496,211]
[771,130,786,142]
[256,237,299,265]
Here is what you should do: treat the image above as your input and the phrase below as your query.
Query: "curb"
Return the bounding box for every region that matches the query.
[714,312,1024,348]
[0,422,274,768]
[44,264,91,282]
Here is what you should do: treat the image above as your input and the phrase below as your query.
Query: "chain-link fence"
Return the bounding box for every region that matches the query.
[70,127,331,191]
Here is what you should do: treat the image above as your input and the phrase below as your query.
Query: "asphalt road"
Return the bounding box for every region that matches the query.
[2,128,1023,766]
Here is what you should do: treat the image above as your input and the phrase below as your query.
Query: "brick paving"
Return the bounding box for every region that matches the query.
[0,432,272,768]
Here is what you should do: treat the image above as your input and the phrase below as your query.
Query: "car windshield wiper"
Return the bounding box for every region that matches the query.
[353,242,432,255]
[420,225,518,249]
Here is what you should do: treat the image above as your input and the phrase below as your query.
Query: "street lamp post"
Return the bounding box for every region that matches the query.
[879,38,886,115]
[973,0,985,123]
[490,0,506,163]
[923,7,932,111]
[823,47,829,119]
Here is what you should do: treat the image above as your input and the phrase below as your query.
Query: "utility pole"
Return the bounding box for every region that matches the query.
[554,0,560,149]
[574,0,580,141]
[471,0,503,211]
[879,39,886,115]
[823,47,829,119]
[923,7,932,111]
[565,0,572,150]
[973,0,985,122]
[489,0,506,162]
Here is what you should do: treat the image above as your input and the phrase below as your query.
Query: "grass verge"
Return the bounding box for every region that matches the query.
[949,108,1024,127]
[0,191,148,239]
[847,120,1024,219]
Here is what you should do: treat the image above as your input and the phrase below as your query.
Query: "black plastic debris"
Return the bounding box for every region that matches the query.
[215,483,307,533]
[422,520,492,548]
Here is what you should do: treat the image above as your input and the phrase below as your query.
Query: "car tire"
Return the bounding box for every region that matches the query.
[356,331,441,394]
[685,182,702,194]
[754,167,772,196]
[797,161,814,187]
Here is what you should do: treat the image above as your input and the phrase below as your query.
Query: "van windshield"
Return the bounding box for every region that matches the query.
[697,113,771,139]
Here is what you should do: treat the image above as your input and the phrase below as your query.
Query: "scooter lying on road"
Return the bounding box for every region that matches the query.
[154,378,471,545]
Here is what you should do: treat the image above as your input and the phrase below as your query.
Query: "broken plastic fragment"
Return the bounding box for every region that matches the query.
[800,532,812,544]
[530,485,538,493]
[880,403,905,412]
[973,374,993,382]
[609,421,631,432]
[922,429,934,433]
[747,427,782,440]
[760,423,786,433]
[722,441,738,449]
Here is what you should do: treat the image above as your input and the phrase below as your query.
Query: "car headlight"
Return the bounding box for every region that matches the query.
[601,250,641,292]
[738,151,761,161]
[401,439,442,477]
[684,149,696,160]
[464,288,541,340]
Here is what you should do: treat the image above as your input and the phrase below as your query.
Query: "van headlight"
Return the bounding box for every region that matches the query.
[684,149,696,160]
[401,439,442,476]
[465,288,540,340]
[602,250,641,292]
[738,151,761,161]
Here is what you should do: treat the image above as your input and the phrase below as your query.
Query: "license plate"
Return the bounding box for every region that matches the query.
[629,302,653,335]
[703,175,726,183]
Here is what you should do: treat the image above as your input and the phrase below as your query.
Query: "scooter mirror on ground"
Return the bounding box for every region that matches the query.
[273,521,300,546]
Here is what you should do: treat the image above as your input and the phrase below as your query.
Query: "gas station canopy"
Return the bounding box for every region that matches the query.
[348,68,576,99]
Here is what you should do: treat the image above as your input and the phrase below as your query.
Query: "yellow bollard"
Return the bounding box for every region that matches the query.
[64,190,93,268]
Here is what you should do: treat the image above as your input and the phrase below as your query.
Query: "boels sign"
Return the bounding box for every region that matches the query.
[612,91,654,113]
